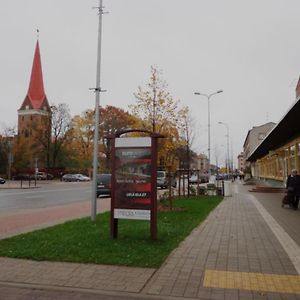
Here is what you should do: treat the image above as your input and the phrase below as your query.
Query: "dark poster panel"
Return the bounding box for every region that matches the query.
[114,148,152,209]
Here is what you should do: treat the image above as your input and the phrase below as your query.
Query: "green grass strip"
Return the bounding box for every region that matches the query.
[0,196,222,268]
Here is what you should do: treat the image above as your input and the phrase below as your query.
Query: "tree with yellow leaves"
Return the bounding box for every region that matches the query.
[130,66,187,170]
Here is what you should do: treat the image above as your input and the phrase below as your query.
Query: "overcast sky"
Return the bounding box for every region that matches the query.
[1,0,299,167]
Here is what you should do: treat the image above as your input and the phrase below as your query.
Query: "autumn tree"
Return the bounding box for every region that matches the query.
[130,66,185,170]
[131,66,179,134]
[50,103,71,168]
[99,105,141,170]
[0,127,17,177]
[64,110,94,174]
[176,106,195,169]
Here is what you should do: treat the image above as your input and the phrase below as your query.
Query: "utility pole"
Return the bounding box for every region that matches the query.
[91,0,105,221]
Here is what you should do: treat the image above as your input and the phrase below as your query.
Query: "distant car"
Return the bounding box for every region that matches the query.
[30,172,47,180]
[73,174,90,181]
[13,174,30,180]
[189,174,199,184]
[97,174,111,197]
[62,173,90,182]
[199,173,209,183]
[0,177,6,184]
[46,173,54,180]
[216,174,224,180]
[157,171,177,189]
[189,173,209,184]
[62,174,76,182]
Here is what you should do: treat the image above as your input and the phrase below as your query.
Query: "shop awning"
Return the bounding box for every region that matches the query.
[248,98,300,161]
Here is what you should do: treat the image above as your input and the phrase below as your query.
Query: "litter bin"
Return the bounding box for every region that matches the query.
[223,181,232,197]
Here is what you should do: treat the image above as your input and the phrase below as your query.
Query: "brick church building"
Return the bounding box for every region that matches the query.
[17,39,52,170]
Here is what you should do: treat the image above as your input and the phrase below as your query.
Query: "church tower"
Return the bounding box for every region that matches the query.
[18,39,51,139]
[17,39,52,170]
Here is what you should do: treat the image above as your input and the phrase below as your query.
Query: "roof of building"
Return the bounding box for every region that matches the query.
[19,40,50,111]
[248,97,300,161]
[242,122,276,148]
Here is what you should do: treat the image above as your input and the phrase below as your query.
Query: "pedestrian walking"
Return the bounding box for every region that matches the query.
[286,169,300,210]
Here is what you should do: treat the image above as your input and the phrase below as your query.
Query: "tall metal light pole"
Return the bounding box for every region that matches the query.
[194,90,223,178]
[91,0,105,221]
[218,121,230,175]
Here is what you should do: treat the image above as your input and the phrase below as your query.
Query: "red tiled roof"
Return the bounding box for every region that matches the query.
[21,40,48,110]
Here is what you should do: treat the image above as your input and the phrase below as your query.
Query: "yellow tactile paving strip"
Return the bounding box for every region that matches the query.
[203,270,300,294]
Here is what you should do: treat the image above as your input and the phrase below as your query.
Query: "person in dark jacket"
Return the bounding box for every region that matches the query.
[286,169,300,210]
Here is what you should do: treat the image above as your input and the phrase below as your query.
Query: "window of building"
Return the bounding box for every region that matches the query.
[298,143,300,172]
[290,145,295,170]
[284,148,289,177]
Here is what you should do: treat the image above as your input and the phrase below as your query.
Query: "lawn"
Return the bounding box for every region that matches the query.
[0,196,222,268]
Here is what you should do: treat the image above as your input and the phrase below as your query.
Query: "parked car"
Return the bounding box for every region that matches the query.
[30,172,54,180]
[0,177,6,184]
[216,174,225,180]
[46,173,54,180]
[62,174,77,182]
[62,173,90,182]
[189,173,209,184]
[12,174,30,180]
[73,174,90,181]
[157,171,177,189]
[30,172,47,180]
[97,174,112,197]
[189,174,199,184]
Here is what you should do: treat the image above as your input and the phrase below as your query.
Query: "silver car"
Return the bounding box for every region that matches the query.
[157,171,177,189]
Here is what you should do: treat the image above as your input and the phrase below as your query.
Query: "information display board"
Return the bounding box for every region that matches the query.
[110,133,161,240]
[114,138,152,219]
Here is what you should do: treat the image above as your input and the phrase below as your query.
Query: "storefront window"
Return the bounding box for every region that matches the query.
[298,143,300,171]
[284,148,289,177]
[278,156,284,178]
[290,145,295,170]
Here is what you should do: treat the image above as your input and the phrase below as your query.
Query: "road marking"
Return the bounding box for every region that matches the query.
[203,270,300,294]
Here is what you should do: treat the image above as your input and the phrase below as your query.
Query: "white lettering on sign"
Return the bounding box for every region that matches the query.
[126,192,147,197]
[114,209,150,220]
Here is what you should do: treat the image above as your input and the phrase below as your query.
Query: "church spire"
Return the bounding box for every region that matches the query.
[26,39,46,108]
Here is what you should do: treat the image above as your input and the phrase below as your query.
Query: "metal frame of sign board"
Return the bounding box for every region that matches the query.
[110,129,164,240]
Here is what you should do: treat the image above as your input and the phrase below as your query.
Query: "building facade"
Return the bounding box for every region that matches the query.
[190,153,209,173]
[243,122,276,162]
[237,152,244,172]
[248,82,300,185]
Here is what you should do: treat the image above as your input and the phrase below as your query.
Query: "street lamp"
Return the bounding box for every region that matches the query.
[194,90,223,178]
[218,121,230,175]
[91,0,104,221]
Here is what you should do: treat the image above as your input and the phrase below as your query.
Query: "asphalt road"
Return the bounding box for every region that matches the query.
[0,181,94,210]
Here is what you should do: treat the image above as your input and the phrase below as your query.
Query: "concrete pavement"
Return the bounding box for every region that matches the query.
[0,180,299,299]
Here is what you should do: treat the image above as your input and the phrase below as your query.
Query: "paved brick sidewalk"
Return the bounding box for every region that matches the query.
[142,181,300,299]
[0,181,299,299]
